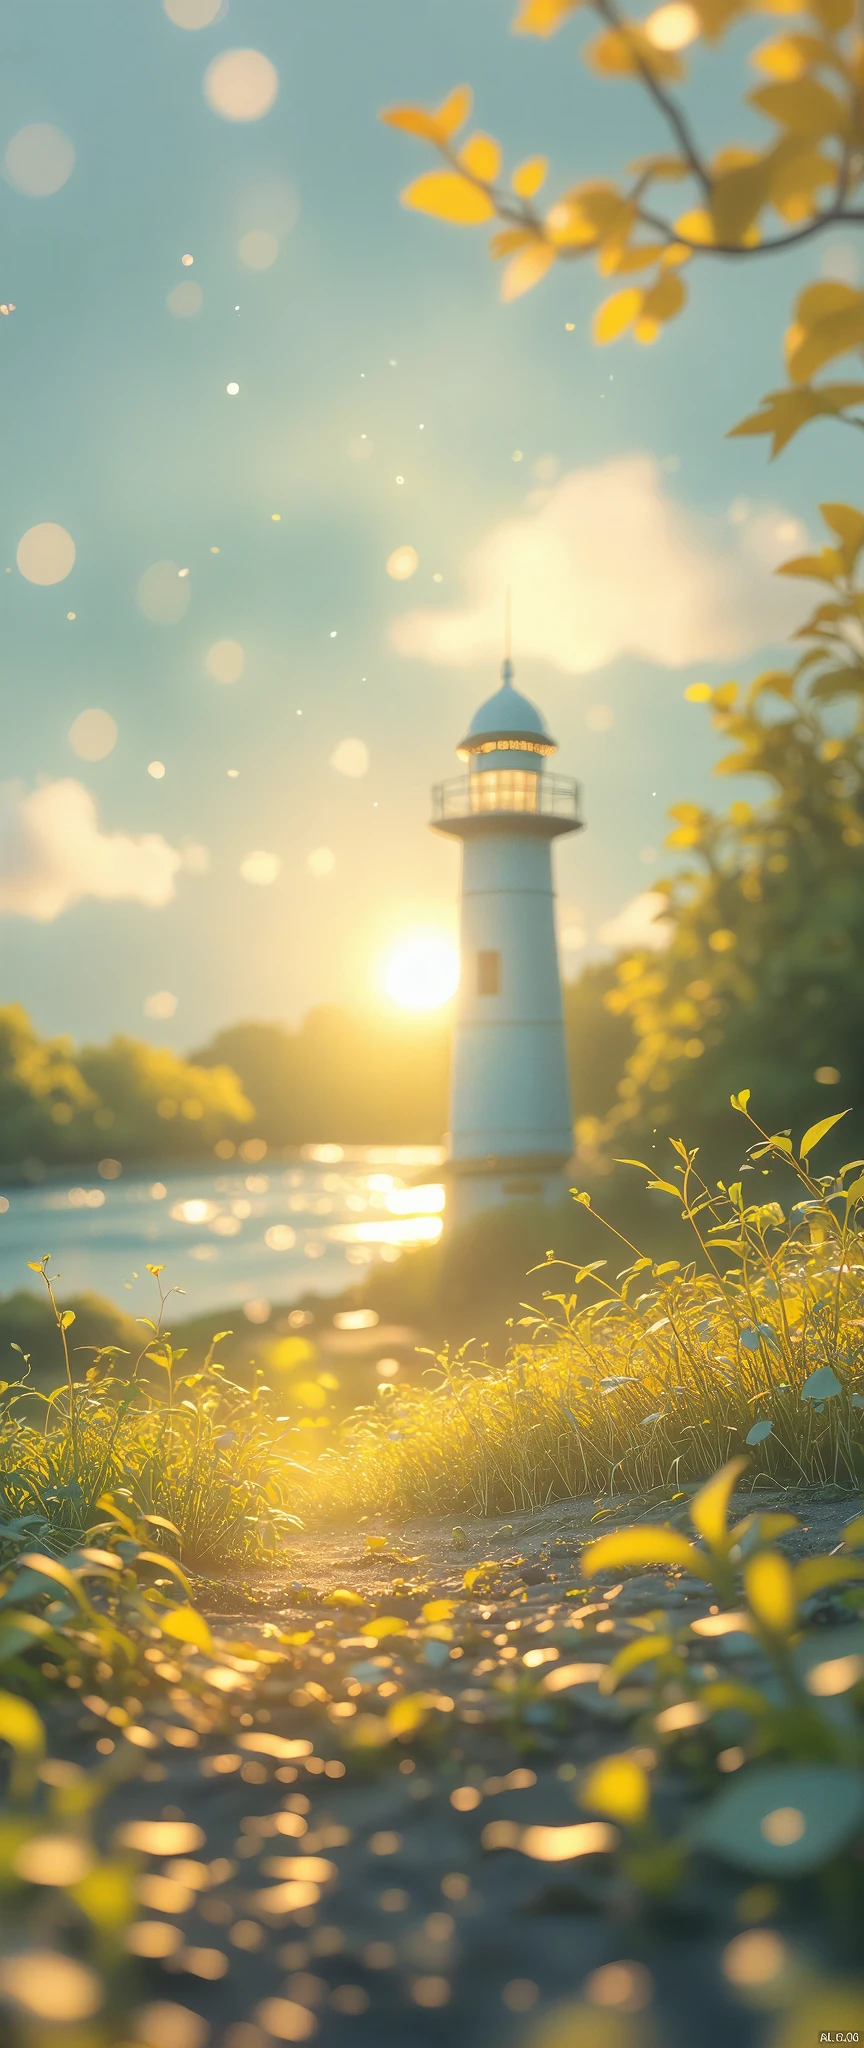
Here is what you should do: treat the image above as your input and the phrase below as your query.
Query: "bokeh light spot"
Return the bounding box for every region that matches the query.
[148,761,166,779]
[164,0,223,25]
[3,126,75,197]
[69,709,117,761]
[17,523,76,586]
[330,738,369,778]
[645,1,699,46]
[167,281,202,318]
[307,847,335,878]
[239,230,279,269]
[206,639,244,684]
[240,850,281,886]
[145,991,178,1020]
[137,561,190,626]
[0,1952,101,2021]
[203,48,279,122]
[386,546,418,581]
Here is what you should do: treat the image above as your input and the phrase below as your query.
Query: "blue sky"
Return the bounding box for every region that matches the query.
[2,0,860,1050]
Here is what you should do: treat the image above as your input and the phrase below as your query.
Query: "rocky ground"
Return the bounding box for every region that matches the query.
[65,1486,862,2048]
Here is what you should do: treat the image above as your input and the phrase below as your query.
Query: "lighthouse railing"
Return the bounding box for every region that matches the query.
[431,772,580,825]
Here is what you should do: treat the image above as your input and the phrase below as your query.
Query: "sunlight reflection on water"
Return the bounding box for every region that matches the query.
[0,1148,445,1314]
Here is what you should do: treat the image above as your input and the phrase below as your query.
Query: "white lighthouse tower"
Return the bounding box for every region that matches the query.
[431,659,582,1229]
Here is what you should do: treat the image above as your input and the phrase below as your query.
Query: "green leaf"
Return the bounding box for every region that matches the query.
[799,1110,850,1157]
[690,1763,864,1874]
[800,1366,843,1402]
[15,1555,89,1610]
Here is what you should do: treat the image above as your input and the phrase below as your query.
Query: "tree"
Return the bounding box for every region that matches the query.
[77,1037,253,1159]
[0,1006,253,1168]
[381,3,864,1150]
[0,1005,97,1163]
[193,1008,451,1145]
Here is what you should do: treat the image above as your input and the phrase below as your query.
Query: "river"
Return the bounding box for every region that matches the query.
[0,1145,446,1316]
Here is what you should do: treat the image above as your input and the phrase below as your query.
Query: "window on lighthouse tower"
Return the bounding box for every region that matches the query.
[477,949,501,996]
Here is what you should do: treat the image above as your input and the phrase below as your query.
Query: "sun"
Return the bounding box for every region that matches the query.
[382,932,460,1012]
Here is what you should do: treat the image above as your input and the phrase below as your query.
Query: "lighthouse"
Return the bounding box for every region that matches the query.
[431,660,582,1229]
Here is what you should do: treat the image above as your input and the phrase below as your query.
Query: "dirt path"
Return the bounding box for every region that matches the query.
[75,1488,860,2048]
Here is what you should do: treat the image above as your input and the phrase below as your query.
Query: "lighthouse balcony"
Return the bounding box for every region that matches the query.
[432,770,581,836]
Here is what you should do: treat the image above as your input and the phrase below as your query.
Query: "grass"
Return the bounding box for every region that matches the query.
[303,1100,864,1521]
[0,1260,299,1571]
[3,1097,864,1558]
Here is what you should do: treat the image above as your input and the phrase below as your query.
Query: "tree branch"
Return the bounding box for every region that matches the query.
[591,0,712,198]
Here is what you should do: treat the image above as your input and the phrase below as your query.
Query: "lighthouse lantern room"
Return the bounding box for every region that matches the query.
[431,660,582,1230]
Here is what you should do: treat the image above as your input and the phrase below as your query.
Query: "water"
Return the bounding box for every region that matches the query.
[0,1146,446,1317]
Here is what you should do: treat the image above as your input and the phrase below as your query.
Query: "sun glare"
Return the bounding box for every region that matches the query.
[382,933,459,1011]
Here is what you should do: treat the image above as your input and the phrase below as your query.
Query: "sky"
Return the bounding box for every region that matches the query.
[2,0,861,1052]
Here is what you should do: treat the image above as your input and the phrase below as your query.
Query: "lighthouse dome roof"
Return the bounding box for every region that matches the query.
[458,662,555,757]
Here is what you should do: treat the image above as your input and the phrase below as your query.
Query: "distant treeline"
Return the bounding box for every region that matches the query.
[0,967,632,1169]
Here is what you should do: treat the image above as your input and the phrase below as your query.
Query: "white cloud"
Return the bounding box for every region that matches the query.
[598,890,672,953]
[0,780,182,922]
[391,454,806,677]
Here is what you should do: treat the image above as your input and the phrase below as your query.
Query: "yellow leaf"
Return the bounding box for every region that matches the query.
[586,24,684,78]
[434,85,474,138]
[641,270,687,322]
[501,241,556,301]
[422,1599,456,1622]
[593,287,643,343]
[750,33,827,79]
[581,1527,705,1576]
[799,1108,850,1157]
[787,305,864,383]
[581,1753,650,1827]
[634,317,661,343]
[711,160,771,243]
[383,86,473,147]
[674,207,716,244]
[161,1605,213,1654]
[820,500,864,555]
[361,1615,407,1637]
[490,227,536,258]
[689,1459,747,1548]
[463,1561,501,1591]
[744,1552,796,1635]
[599,241,667,277]
[691,0,750,37]
[841,1515,864,1548]
[512,155,549,198]
[72,1861,136,1932]
[769,145,837,222]
[460,131,501,181]
[322,1587,365,1608]
[513,0,583,34]
[749,78,849,138]
[0,1692,45,1763]
[402,170,495,225]
[686,682,713,701]
[809,0,854,27]
[387,1692,435,1735]
[380,104,442,142]
[795,1555,864,1600]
